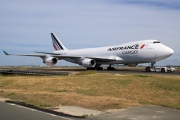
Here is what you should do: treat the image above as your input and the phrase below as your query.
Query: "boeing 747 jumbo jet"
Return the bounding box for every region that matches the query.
[3,33,174,72]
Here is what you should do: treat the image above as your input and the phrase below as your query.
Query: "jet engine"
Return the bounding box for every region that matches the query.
[82,59,96,68]
[43,57,58,66]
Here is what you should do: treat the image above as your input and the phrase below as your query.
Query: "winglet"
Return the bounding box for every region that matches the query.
[3,51,10,55]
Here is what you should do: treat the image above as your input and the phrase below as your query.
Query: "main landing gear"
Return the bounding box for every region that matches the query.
[107,64,115,70]
[145,62,156,72]
[87,64,103,70]
[87,64,116,71]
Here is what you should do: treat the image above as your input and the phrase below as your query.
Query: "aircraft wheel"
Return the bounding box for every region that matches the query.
[161,68,165,72]
[145,67,151,72]
[87,67,95,70]
[107,67,115,70]
[96,67,103,70]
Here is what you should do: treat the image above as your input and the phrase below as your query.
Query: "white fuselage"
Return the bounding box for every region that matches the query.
[53,40,174,65]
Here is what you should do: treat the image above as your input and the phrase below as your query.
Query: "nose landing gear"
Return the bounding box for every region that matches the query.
[145,62,156,72]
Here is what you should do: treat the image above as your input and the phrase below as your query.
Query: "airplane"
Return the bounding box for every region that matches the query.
[3,33,174,72]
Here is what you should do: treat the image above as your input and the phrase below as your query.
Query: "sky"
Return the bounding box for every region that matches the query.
[0,0,180,66]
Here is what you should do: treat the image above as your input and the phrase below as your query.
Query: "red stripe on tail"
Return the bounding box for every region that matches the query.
[53,43,58,50]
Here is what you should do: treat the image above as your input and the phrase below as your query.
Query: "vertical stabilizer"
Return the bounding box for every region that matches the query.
[51,33,68,51]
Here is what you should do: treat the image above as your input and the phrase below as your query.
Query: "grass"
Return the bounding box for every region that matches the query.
[75,70,97,75]
[0,73,180,110]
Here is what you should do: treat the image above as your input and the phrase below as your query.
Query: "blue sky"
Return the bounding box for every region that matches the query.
[0,0,180,66]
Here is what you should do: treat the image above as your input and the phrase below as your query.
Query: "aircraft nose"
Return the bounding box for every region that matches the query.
[155,45,174,61]
[167,47,174,56]
[163,46,174,57]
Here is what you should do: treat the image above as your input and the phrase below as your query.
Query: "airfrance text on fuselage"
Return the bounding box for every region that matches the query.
[107,44,139,51]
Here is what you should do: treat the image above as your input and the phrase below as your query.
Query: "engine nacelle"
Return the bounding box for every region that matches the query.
[124,63,138,67]
[82,59,96,68]
[43,57,58,66]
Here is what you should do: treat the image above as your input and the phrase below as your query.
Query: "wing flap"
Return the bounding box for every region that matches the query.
[89,56,123,62]
[34,51,60,55]
[52,55,122,62]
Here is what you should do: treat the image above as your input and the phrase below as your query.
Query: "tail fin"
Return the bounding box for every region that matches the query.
[51,33,68,51]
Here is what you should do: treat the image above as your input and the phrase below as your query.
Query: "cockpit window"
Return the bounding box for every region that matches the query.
[153,41,161,44]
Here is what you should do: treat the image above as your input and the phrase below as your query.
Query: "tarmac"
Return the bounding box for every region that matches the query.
[51,106,102,117]
[44,105,180,119]
[88,105,180,120]
[33,105,180,119]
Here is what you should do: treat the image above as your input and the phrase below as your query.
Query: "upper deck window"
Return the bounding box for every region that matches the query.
[153,41,160,44]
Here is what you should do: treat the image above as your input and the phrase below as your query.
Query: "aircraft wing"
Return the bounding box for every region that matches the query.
[33,51,122,62]
[34,51,60,55]
[3,51,47,58]
[87,57,118,62]
[3,51,122,62]
[51,55,121,62]
[34,51,120,62]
